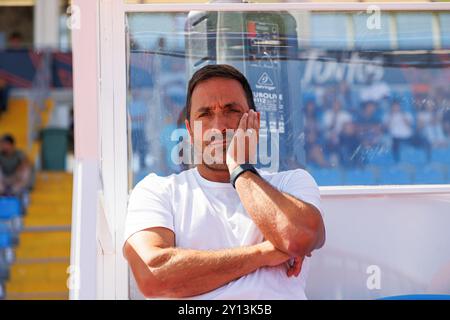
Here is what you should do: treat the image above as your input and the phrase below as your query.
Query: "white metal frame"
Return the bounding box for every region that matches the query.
[123,2,450,12]
[97,0,129,299]
[72,1,450,300]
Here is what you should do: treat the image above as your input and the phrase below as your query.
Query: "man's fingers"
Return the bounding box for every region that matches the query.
[285,257,305,277]
[249,109,256,130]
[286,261,294,277]
[293,256,304,277]
[238,113,248,131]
[256,111,260,130]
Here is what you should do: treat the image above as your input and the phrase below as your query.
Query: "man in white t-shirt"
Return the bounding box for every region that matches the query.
[123,64,326,299]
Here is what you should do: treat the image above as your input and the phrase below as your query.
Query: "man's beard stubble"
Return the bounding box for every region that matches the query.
[196,143,229,172]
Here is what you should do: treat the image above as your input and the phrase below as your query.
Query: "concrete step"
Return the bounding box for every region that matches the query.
[24,215,72,228]
[6,261,70,294]
[30,192,72,204]
[6,291,69,300]
[15,231,71,260]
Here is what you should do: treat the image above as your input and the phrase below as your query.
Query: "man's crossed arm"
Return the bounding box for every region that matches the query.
[234,170,326,258]
[228,110,326,257]
[124,227,295,298]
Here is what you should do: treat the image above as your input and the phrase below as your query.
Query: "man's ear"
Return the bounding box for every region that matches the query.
[185,119,193,145]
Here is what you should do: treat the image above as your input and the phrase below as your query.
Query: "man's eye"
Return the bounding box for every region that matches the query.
[198,112,209,118]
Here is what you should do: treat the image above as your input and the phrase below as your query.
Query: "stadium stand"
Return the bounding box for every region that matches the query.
[0,96,71,300]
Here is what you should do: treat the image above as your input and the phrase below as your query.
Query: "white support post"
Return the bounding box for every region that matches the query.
[34,0,60,49]
[70,0,100,300]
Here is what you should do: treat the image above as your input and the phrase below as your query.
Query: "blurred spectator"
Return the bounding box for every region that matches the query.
[324,131,340,167]
[7,31,24,50]
[129,90,150,170]
[443,108,450,139]
[0,78,8,117]
[416,99,446,148]
[357,101,383,147]
[423,113,449,149]
[303,99,322,132]
[0,134,33,196]
[339,122,364,168]
[417,98,435,129]
[337,81,353,112]
[383,101,430,162]
[305,129,329,168]
[322,100,352,138]
[0,32,24,117]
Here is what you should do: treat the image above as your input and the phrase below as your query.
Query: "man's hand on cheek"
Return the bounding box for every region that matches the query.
[226,110,260,174]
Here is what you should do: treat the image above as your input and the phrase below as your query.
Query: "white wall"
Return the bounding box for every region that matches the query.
[306,192,450,299]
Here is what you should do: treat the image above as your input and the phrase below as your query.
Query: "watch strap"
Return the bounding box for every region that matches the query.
[230,164,259,188]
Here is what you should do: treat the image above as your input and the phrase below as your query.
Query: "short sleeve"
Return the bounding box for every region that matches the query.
[123,174,174,247]
[279,169,323,216]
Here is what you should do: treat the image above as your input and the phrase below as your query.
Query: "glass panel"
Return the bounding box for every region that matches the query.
[440,13,450,49]
[309,13,350,50]
[125,9,450,300]
[396,13,434,50]
[127,10,450,188]
[353,12,391,51]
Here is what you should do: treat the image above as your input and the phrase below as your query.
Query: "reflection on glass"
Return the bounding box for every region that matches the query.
[127,11,450,187]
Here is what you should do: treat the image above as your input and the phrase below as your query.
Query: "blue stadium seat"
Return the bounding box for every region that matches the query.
[0,222,14,266]
[0,197,22,220]
[368,152,395,167]
[308,168,343,186]
[0,232,11,250]
[414,166,447,184]
[400,146,428,166]
[344,169,376,185]
[0,198,23,240]
[431,147,450,164]
[378,166,412,185]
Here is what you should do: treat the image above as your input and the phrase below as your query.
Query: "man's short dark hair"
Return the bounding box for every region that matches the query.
[185,64,256,122]
[0,134,15,145]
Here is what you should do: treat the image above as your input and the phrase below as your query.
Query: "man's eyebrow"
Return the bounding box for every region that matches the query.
[195,102,244,113]
[195,106,212,114]
[223,102,244,110]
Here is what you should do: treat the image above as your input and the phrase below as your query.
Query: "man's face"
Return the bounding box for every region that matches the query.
[332,101,341,112]
[392,103,401,113]
[0,141,14,155]
[365,103,375,116]
[186,77,251,171]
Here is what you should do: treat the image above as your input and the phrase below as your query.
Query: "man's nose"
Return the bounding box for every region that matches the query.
[210,114,229,133]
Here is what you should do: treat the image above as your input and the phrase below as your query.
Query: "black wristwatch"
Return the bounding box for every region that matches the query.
[230,164,260,188]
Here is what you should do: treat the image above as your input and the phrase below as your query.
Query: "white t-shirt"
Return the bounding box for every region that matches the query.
[123,167,323,300]
[384,112,414,139]
[323,110,352,135]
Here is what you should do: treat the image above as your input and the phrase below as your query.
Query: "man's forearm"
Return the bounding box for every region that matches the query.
[141,242,274,298]
[235,171,323,257]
